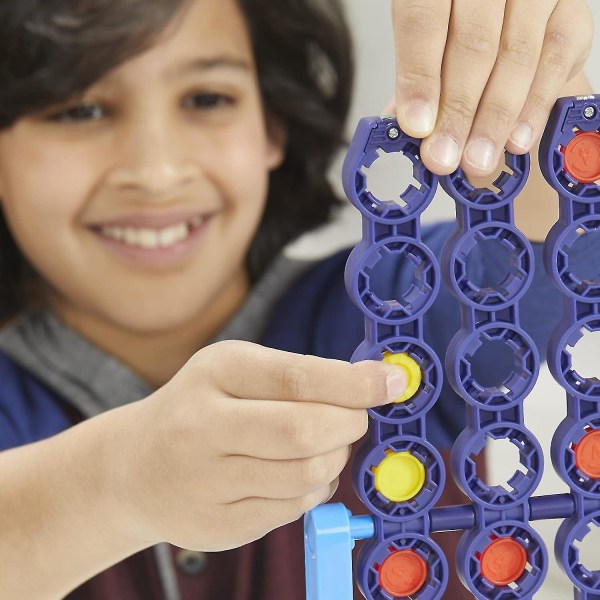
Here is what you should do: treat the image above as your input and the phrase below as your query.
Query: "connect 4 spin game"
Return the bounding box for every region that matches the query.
[304,94,600,599]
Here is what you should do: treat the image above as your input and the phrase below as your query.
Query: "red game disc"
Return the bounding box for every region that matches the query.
[561,131,600,184]
[575,429,600,479]
[480,537,527,587]
[379,549,428,597]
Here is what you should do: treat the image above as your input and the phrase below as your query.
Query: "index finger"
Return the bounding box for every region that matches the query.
[392,0,451,137]
[206,341,407,408]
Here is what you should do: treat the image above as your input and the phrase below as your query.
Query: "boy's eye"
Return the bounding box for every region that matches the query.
[183,93,234,110]
[49,104,106,123]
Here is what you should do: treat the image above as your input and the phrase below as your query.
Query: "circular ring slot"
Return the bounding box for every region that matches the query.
[358,341,441,423]
[356,535,448,600]
[557,513,600,593]
[348,133,437,222]
[441,151,529,209]
[454,426,543,508]
[448,325,539,408]
[449,226,533,309]
[458,523,547,598]
[354,437,445,520]
[549,218,600,300]
[351,239,439,324]
[550,318,600,399]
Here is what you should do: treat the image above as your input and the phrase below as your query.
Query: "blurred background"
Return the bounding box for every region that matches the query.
[288,3,600,598]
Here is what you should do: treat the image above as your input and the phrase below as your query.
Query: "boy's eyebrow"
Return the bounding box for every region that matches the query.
[174,56,253,77]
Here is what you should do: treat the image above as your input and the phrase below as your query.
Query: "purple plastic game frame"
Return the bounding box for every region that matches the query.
[304,94,600,599]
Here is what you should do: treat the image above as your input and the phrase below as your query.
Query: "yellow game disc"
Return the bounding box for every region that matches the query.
[373,451,426,502]
[382,352,422,403]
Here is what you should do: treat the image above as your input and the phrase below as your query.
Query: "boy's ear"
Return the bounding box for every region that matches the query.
[265,116,288,171]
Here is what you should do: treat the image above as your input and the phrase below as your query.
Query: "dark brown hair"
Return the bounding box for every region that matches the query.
[0,0,354,319]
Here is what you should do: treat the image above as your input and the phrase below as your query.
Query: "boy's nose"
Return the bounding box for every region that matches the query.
[108,161,200,196]
[107,119,201,196]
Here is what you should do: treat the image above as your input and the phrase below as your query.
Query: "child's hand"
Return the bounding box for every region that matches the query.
[388,0,594,178]
[121,341,406,551]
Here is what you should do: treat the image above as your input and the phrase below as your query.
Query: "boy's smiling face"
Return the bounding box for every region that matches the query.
[0,0,285,376]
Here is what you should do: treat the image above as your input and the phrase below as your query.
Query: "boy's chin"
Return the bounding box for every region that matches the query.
[55,299,210,345]
[105,305,208,338]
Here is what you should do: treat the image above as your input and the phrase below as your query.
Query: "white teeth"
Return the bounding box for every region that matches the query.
[138,229,160,249]
[105,227,124,241]
[100,219,202,249]
[157,223,187,247]
[124,228,139,245]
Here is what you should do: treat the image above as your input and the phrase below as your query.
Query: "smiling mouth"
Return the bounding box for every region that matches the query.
[95,215,206,250]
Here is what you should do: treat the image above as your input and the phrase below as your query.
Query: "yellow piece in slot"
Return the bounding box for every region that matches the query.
[382,352,421,403]
[372,450,426,503]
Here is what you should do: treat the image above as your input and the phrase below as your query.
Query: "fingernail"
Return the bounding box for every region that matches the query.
[386,370,407,403]
[429,136,460,169]
[465,139,495,171]
[510,124,533,150]
[404,102,435,135]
